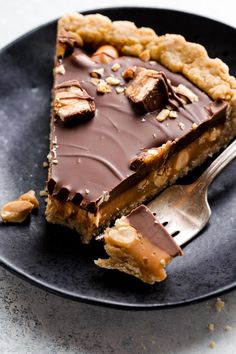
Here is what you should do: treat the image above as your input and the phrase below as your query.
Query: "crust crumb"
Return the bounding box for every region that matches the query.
[208,323,215,332]
[224,324,232,331]
[43,161,49,168]
[156,109,170,122]
[111,63,121,72]
[97,80,111,94]
[215,297,225,312]
[55,64,65,75]
[39,190,48,197]
[209,340,216,349]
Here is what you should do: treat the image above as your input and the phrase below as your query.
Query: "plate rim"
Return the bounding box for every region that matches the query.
[1,257,235,310]
[0,6,235,309]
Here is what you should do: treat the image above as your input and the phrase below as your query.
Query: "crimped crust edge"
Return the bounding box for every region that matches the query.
[58,12,236,104]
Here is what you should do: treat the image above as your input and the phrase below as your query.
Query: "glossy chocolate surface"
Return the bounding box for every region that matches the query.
[50,48,227,206]
[126,205,183,256]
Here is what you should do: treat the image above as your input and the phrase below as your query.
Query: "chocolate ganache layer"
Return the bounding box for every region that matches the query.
[126,205,183,257]
[48,48,227,208]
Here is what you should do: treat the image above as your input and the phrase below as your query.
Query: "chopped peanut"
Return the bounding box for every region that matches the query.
[19,190,39,208]
[92,45,118,64]
[1,190,39,223]
[1,200,34,223]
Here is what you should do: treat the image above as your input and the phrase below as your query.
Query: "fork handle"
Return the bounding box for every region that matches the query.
[193,139,236,189]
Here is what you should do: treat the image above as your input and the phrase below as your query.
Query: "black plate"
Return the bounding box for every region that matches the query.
[0,7,235,309]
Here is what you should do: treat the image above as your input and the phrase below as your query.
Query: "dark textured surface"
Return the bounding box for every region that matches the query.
[0,8,235,309]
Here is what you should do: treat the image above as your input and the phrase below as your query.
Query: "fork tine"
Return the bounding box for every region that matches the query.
[153,213,169,225]
[174,228,199,246]
[174,230,192,246]
[164,222,180,236]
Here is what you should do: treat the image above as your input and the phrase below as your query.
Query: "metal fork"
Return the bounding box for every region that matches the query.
[148,139,236,247]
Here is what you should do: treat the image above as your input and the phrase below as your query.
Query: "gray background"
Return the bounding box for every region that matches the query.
[0,1,235,353]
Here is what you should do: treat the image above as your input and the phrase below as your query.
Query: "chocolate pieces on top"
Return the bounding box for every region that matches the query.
[54,79,95,123]
[125,67,183,113]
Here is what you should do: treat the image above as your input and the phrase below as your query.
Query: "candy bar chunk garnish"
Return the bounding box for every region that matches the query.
[125,67,183,113]
[95,205,183,284]
[54,80,96,123]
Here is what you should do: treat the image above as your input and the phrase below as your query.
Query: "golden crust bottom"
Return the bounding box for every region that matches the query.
[95,247,167,285]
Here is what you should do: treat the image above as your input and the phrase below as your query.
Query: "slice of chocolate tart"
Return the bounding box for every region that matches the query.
[46,13,236,243]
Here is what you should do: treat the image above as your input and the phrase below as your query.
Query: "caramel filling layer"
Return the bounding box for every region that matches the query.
[46,117,236,242]
[104,219,172,281]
